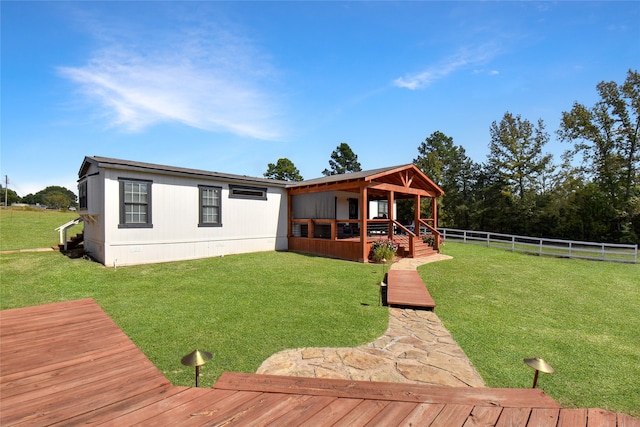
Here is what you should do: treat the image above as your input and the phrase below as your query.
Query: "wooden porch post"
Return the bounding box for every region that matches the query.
[360,186,368,262]
[388,191,395,240]
[432,196,439,250]
[287,192,292,238]
[414,195,421,234]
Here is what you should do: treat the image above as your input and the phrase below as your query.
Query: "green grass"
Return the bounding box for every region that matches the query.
[0,251,388,389]
[421,242,640,416]
[2,210,638,416]
[0,208,81,251]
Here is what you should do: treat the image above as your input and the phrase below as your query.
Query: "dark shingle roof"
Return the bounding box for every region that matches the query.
[287,165,411,188]
[80,156,290,187]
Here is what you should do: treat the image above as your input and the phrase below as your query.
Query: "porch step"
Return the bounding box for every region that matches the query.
[57,233,84,252]
[414,243,437,258]
[394,236,438,258]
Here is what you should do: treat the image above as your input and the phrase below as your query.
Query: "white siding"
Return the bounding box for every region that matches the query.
[96,168,286,267]
[335,191,356,219]
[369,200,397,219]
[80,165,107,265]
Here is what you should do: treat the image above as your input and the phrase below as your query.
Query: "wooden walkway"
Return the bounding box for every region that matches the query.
[387,269,436,310]
[1,299,638,426]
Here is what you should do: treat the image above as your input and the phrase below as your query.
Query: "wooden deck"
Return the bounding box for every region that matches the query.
[1,299,638,426]
[387,269,437,310]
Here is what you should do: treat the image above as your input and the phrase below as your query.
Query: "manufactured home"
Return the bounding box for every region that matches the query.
[76,156,443,266]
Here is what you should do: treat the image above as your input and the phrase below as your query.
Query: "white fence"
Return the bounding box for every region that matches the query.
[440,228,638,264]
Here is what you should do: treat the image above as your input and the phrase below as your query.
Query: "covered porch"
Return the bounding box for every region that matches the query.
[286,165,445,262]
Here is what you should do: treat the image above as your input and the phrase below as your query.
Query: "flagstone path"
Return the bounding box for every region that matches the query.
[257,255,486,388]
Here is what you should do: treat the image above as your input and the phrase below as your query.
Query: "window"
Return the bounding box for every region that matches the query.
[119,179,152,228]
[78,181,87,210]
[377,200,388,218]
[199,186,222,227]
[228,184,267,200]
[348,198,359,219]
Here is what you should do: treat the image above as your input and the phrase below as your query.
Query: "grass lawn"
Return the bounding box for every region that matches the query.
[421,242,640,417]
[2,208,638,416]
[0,250,389,389]
[0,208,81,251]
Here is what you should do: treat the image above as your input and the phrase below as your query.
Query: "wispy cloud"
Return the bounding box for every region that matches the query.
[58,10,285,140]
[393,44,500,90]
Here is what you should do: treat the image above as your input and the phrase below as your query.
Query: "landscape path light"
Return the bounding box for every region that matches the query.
[181,349,212,387]
[524,357,554,388]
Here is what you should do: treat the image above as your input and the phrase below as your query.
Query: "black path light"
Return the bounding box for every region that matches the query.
[524,357,554,388]
[181,349,212,387]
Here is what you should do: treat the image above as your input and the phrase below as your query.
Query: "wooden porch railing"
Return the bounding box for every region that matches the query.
[418,219,441,251]
[290,218,440,258]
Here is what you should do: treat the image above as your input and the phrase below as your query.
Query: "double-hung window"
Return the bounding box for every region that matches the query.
[199,186,222,227]
[119,179,152,228]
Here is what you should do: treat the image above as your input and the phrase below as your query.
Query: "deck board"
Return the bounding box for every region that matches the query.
[213,372,561,408]
[387,269,436,310]
[1,299,638,427]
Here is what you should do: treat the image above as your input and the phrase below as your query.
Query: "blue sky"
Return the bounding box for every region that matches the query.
[1,1,638,197]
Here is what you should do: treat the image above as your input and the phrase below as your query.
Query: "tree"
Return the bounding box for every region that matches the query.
[557,69,639,242]
[264,158,303,181]
[469,162,517,233]
[21,193,40,205]
[486,113,553,234]
[488,112,553,200]
[0,185,20,205]
[413,131,477,228]
[322,143,362,176]
[33,186,77,209]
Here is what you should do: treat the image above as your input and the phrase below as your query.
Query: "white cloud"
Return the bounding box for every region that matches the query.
[58,17,285,140]
[393,44,500,90]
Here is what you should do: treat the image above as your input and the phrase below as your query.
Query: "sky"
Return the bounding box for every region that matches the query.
[1,1,639,197]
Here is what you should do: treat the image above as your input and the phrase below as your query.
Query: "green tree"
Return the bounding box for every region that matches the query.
[21,193,41,205]
[0,185,21,205]
[34,186,77,209]
[469,162,517,234]
[558,69,639,242]
[486,113,553,234]
[264,158,303,181]
[322,143,362,176]
[413,131,477,228]
[488,112,553,200]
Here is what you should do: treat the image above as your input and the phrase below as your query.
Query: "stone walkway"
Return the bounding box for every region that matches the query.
[257,254,486,388]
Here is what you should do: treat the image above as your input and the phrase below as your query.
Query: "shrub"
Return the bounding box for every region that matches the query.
[370,238,398,262]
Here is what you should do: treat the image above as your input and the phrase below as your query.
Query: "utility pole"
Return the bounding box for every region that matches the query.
[4,176,8,208]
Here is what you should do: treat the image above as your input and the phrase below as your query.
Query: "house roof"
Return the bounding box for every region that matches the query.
[288,164,444,198]
[288,165,405,187]
[79,156,291,187]
[78,156,444,198]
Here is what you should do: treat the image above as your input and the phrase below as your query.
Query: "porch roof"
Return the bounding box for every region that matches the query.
[287,164,444,198]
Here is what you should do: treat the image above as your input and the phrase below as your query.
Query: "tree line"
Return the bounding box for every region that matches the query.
[266,70,639,244]
[1,185,77,210]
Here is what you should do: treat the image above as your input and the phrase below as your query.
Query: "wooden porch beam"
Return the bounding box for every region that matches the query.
[288,181,364,195]
[400,171,414,188]
[368,182,436,197]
